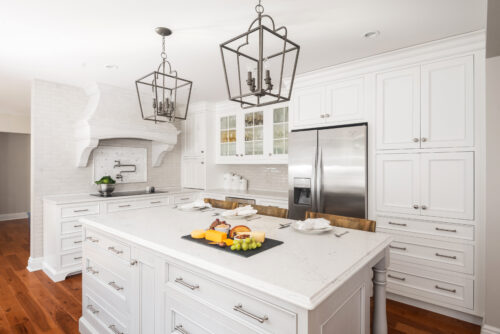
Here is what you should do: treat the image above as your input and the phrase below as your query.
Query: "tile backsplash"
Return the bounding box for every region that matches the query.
[217,165,288,192]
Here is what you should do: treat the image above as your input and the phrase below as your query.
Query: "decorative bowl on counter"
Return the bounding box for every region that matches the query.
[97,183,115,197]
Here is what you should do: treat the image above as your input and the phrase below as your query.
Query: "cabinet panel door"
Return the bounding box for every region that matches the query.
[325,77,364,123]
[291,86,325,127]
[421,56,474,148]
[376,67,421,149]
[376,154,420,215]
[420,152,474,220]
[182,158,205,189]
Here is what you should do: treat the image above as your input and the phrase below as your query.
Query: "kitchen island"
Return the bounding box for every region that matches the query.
[78,206,392,334]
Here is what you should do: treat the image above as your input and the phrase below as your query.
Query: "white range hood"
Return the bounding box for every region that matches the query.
[75,83,179,168]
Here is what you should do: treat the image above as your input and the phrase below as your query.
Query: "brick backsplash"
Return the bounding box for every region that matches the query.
[30,80,182,259]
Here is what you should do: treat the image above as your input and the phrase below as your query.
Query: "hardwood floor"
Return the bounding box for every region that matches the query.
[0,219,481,333]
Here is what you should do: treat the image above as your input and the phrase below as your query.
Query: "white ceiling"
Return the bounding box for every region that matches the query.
[0,0,487,115]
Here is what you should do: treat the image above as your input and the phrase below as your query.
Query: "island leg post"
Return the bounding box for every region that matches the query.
[372,256,388,334]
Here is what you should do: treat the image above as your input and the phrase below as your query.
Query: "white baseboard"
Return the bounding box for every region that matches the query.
[0,212,28,221]
[27,256,43,272]
[387,292,482,325]
[482,325,500,334]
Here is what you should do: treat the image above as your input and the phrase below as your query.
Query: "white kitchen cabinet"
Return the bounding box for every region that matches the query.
[376,56,474,150]
[376,153,420,215]
[376,152,474,220]
[291,77,365,129]
[215,103,289,164]
[182,157,206,189]
[420,56,474,148]
[376,67,421,149]
[292,85,325,127]
[183,112,206,157]
[420,152,474,220]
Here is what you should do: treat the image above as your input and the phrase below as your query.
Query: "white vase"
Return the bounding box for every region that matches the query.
[239,178,248,191]
[231,174,241,190]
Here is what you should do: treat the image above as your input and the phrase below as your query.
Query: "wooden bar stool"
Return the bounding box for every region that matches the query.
[251,204,288,218]
[203,198,239,210]
[305,211,376,232]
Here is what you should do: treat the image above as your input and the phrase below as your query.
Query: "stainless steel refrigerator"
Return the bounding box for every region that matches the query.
[288,123,367,220]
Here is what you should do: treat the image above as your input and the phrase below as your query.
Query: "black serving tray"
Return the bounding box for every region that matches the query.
[181,235,283,258]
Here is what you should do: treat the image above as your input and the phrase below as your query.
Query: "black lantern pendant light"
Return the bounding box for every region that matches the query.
[136,27,193,122]
[220,0,300,109]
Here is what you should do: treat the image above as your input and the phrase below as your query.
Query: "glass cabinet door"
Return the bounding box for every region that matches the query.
[220,115,237,156]
[273,107,289,154]
[244,111,264,156]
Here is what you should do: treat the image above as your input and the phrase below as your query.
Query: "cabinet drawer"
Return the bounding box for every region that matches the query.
[83,289,129,334]
[61,219,84,235]
[107,200,147,213]
[377,216,474,241]
[387,269,473,309]
[61,204,99,218]
[174,194,196,204]
[167,264,297,334]
[388,237,473,274]
[85,229,131,262]
[61,234,83,251]
[61,251,82,268]
[84,255,132,312]
[139,196,171,207]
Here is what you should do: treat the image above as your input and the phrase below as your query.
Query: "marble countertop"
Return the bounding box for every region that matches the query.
[43,187,198,205]
[204,188,288,201]
[81,207,392,310]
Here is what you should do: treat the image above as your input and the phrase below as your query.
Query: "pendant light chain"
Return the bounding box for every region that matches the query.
[161,36,167,60]
[255,0,264,15]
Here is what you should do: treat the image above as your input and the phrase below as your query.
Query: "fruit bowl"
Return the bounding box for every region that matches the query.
[97,183,115,197]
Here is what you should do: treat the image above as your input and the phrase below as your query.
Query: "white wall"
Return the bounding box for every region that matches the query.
[0,132,30,215]
[30,79,182,260]
[483,55,500,331]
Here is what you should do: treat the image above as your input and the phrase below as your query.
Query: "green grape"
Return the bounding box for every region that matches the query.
[230,245,236,251]
[236,243,241,251]
[251,242,257,249]
[244,238,251,244]
[242,243,249,251]
[256,242,262,248]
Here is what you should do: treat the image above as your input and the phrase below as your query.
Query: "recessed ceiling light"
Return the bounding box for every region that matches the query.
[364,31,380,39]
[105,64,119,70]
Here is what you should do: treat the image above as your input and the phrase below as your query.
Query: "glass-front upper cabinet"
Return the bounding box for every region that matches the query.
[220,115,237,157]
[244,111,264,156]
[272,107,289,155]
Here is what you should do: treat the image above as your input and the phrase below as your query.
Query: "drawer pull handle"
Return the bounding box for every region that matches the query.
[389,245,407,251]
[413,204,419,209]
[86,236,99,243]
[118,204,131,208]
[108,325,123,334]
[73,240,83,244]
[435,227,457,233]
[73,224,82,228]
[233,304,268,323]
[435,253,457,260]
[412,138,419,142]
[388,274,406,281]
[108,246,124,254]
[150,201,162,204]
[130,259,138,266]
[74,256,82,260]
[86,266,99,275]
[175,277,199,290]
[73,209,89,213]
[435,285,456,293]
[174,325,189,334]
[108,281,124,291]
[180,197,190,201]
[388,222,407,227]
[86,304,99,314]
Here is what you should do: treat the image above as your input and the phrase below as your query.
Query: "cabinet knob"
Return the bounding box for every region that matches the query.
[413,204,419,209]
[240,154,244,157]
[201,150,204,154]
[413,138,419,142]
[324,113,330,118]
[268,153,272,156]
[201,161,204,165]
[320,114,325,118]
[421,137,427,142]
[234,154,238,157]
[421,205,427,210]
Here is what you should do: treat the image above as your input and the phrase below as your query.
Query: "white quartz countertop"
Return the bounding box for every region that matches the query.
[81,207,391,310]
[204,188,288,201]
[44,188,198,204]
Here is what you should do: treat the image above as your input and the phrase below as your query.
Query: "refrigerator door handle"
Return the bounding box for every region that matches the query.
[311,144,318,212]
[316,147,323,213]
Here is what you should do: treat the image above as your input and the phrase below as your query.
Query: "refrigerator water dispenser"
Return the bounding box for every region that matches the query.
[293,178,312,206]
